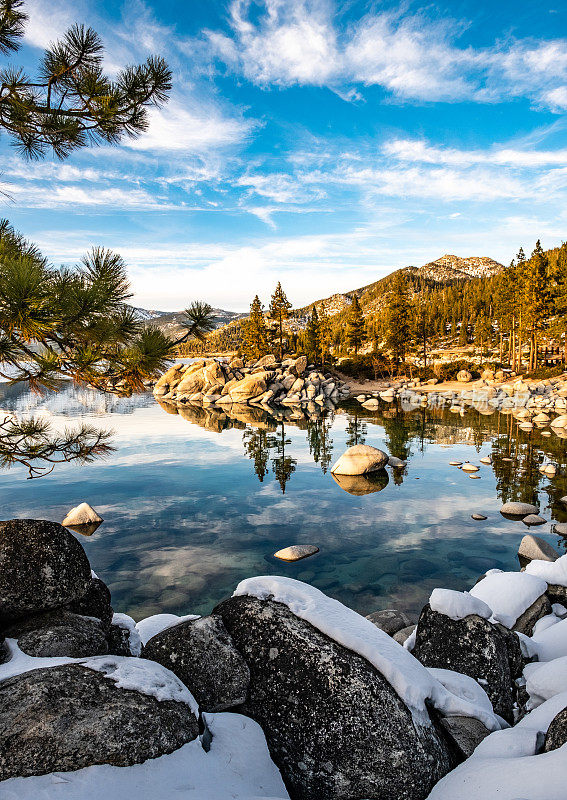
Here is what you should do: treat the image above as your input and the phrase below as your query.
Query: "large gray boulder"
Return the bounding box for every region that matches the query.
[214,594,451,800]
[3,610,108,658]
[0,519,91,624]
[412,605,519,723]
[66,577,113,630]
[0,662,199,780]
[143,615,250,712]
[512,594,552,636]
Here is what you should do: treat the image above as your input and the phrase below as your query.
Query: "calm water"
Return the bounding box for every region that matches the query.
[1,381,566,621]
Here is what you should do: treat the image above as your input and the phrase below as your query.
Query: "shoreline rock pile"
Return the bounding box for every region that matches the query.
[153,354,350,414]
[2,517,567,799]
[355,371,567,436]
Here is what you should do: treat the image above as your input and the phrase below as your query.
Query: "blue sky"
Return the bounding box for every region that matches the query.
[1,0,567,310]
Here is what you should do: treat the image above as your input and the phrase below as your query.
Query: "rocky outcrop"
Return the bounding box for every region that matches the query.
[66,577,114,630]
[330,444,389,476]
[0,519,91,624]
[544,707,567,752]
[0,662,199,780]
[215,594,451,800]
[143,615,250,712]
[153,355,349,413]
[7,610,109,658]
[412,605,520,723]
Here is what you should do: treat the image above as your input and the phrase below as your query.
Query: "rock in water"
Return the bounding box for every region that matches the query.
[412,605,519,723]
[62,502,103,527]
[366,609,414,636]
[0,519,91,624]
[461,464,479,473]
[215,594,451,800]
[330,444,389,476]
[274,545,319,562]
[518,534,559,566]
[555,523,567,536]
[522,514,547,527]
[471,514,487,520]
[143,615,250,713]
[500,502,539,518]
[0,662,199,780]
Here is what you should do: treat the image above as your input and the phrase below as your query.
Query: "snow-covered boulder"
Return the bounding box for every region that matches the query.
[0,657,199,780]
[143,615,250,713]
[429,588,492,621]
[215,577,501,800]
[526,554,567,606]
[470,570,548,629]
[107,613,142,657]
[136,612,200,646]
[524,657,567,709]
[413,603,522,722]
[0,519,91,625]
[330,444,389,475]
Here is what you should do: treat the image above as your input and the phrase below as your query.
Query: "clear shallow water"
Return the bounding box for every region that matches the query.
[0,381,566,621]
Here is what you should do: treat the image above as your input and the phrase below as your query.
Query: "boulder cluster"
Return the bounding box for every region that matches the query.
[356,370,567,436]
[153,354,350,415]
[2,517,567,799]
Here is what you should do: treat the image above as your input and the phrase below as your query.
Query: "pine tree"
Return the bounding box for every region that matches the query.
[0,2,171,159]
[474,314,491,363]
[269,423,296,493]
[304,305,321,364]
[551,243,567,364]
[384,271,410,371]
[241,295,269,361]
[524,241,550,371]
[346,295,365,355]
[269,282,292,360]
[318,303,332,367]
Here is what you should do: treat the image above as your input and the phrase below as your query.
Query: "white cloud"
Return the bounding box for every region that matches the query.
[0,182,173,210]
[383,139,567,167]
[22,0,80,49]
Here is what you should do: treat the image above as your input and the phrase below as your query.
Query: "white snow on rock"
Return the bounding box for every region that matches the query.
[82,656,199,716]
[135,613,200,646]
[469,571,547,628]
[111,613,142,656]
[0,638,75,681]
[526,553,567,587]
[531,617,567,661]
[0,711,290,800]
[426,668,494,715]
[233,576,502,730]
[426,692,567,800]
[523,656,567,709]
[429,588,492,621]
[532,613,560,636]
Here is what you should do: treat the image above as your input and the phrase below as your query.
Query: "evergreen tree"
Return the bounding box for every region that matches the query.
[269,423,296,493]
[317,303,332,367]
[0,1,171,159]
[524,241,550,371]
[346,294,365,355]
[474,313,492,363]
[241,295,269,361]
[269,282,292,360]
[304,305,321,364]
[551,243,567,364]
[384,271,411,371]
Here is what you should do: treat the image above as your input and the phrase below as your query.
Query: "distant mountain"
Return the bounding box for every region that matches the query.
[417,254,504,281]
[128,305,247,337]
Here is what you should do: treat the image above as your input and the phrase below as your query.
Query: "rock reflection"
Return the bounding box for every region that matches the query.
[331,470,389,496]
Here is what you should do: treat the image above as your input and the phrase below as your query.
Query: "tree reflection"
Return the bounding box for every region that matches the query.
[306,416,334,474]
[269,422,297,494]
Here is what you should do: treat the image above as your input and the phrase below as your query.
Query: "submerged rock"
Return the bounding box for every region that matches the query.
[143,615,250,713]
[0,662,199,780]
[274,545,319,562]
[0,519,91,625]
[330,444,389,476]
[215,594,451,800]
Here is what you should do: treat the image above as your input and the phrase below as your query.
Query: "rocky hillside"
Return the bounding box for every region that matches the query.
[418,254,504,282]
[129,306,247,337]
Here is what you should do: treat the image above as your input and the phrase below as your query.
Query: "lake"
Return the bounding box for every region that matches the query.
[1,381,566,621]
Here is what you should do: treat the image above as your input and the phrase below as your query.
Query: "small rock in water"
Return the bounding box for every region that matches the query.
[274,545,319,562]
[62,502,103,527]
[471,514,487,520]
[479,456,492,464]
[449,461,462,466]
[518,534,559,565]
[522,514,547,527]
[555,523,567,536]
[462,464,480,473]
[387,456,406,468]
[469,475,481,479]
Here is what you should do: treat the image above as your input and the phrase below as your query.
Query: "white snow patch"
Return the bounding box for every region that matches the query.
[111,613,142,656]
[469,571,547,628]
[0,639,75,681]
[426,668,494,714]
[532,613,560,636]
[426,692,567,800]
[526,554,567,587]
[523,656,567,709]
[531,617,567,661]
[233,576,501,730]
[429,588,492,621]
[82,655,199,716]
[0,712,290,800]
[136,613,200,646]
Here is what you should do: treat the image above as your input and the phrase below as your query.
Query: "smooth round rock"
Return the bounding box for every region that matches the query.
[330,444,389,476]
[479,457,492,464]
[522,515,547,527]
[500,502,539,518]
[462,464,480,473]
[274,545,319,562]
[555,523,567,536]
[471,514,487,520]
[518,534,559,564]
[0,519,91,625]
[449,461,462,466]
